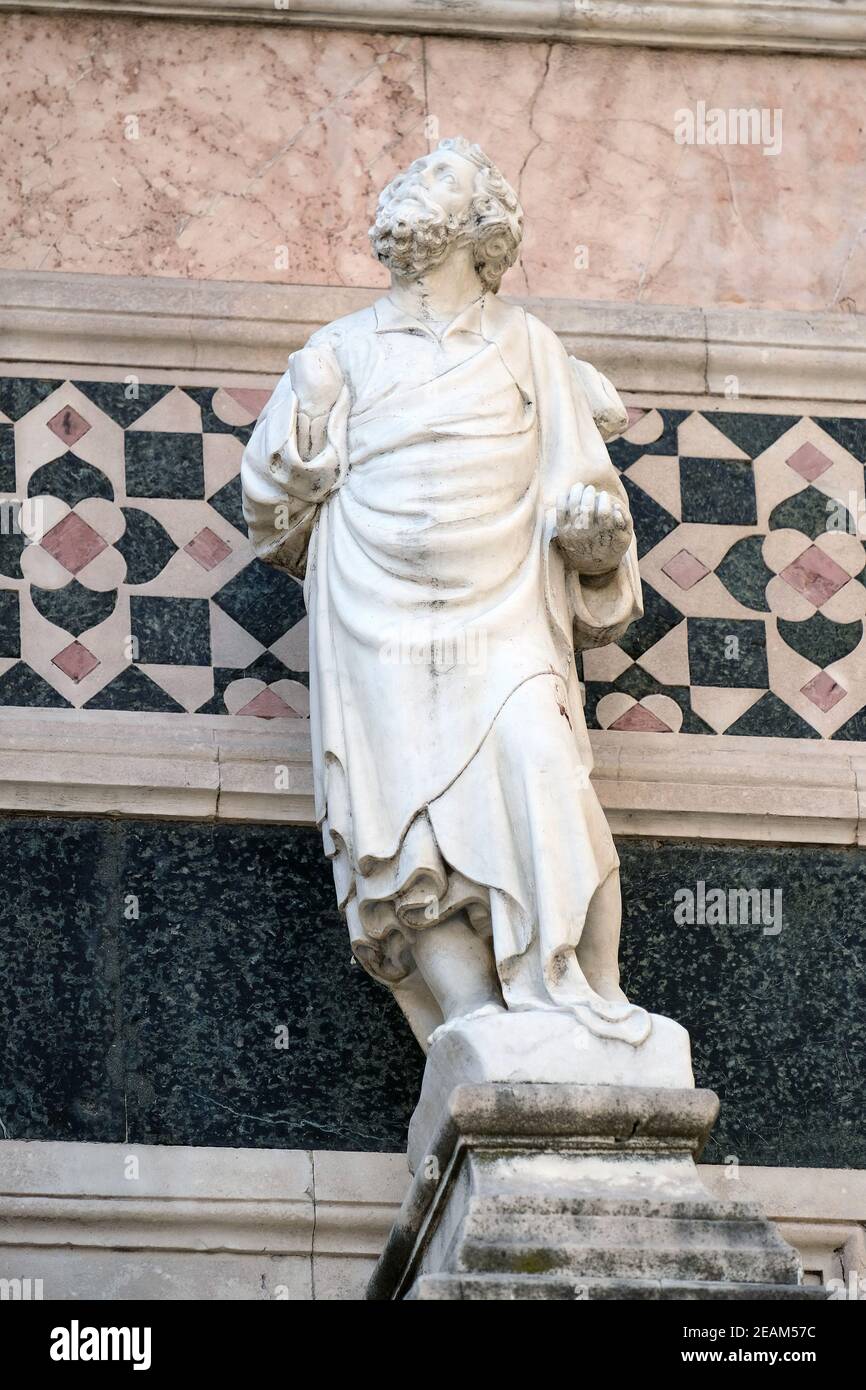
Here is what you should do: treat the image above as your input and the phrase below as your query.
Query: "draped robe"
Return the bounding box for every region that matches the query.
[242,292,642,1046]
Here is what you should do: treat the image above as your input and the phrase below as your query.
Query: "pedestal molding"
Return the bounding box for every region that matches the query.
[1,1,864,56]
[2,269,865,402]
[0,1140,861,1299]
[0,708,862,846]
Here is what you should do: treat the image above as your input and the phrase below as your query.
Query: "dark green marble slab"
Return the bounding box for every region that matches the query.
[0,819,862,1168]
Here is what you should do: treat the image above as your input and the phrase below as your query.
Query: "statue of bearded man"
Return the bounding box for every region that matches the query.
[242,138,648,1050]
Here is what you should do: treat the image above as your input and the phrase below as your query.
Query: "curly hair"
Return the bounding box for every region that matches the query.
[370,137,523,294]
[438,137,523,292]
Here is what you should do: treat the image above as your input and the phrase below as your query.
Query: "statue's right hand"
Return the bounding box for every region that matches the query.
[289,344,343,421]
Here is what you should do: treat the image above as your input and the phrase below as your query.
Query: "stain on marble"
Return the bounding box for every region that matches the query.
[0,16,424,288]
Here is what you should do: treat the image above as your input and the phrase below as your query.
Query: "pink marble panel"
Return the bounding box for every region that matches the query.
[425,39,866,312]
[0,16,863,313]
[0,16,422,288]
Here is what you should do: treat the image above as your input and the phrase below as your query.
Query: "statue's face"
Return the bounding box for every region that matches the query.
[369,150,478,281]
[402,150,477,220]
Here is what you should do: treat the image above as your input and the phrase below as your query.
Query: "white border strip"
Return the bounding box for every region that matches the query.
[1,0,865,57]
[2,270,866,401]
[1,709,863,846]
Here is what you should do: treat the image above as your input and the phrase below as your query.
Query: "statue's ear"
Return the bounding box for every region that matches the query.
[567,357,629,442]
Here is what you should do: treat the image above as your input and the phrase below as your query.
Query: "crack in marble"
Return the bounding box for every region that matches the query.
[514,42,553,296]
[829,211,866,313]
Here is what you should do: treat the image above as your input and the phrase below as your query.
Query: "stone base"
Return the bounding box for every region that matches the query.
[409,1276,822,1300]
[407,1009,694,1173]
[367,1083,826,1302]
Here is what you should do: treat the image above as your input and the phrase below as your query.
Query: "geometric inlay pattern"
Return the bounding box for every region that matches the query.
[1,374,865,738]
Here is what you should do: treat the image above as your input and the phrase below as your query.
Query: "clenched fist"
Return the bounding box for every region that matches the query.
[288,344,343,462]
[555,483,632,575]
[289,344,343,421]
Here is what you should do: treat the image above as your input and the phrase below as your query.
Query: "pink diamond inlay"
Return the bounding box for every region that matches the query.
[608,703,672,733]
[779,543,849,607]
[41,512,107,574]
[226,388,272,418]
[626,407,647,428]
[236,687,298,719]
[786,442,832,482]
[801,671,846,712]
[52,640,99,683]
[661,548,710,590]
[47,405,91,447]
[184,527,232,571]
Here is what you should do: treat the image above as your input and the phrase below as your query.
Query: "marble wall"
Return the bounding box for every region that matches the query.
[1,12,864,1203]
[2,13,865,313]
[1,815,862,1170]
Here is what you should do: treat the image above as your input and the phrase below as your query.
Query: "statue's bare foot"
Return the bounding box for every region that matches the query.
[570,999,652,1046]
[557,983,633,1024]
[550,950,636,1023]
[427,1001,505,1046]
[586,973,629,1007]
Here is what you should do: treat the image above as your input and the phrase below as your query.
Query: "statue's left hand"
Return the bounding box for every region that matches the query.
[555,483,633,574]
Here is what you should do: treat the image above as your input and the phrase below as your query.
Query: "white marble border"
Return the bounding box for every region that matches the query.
[1,0,865,56]
[1,709,864,846]
[0,1139,862,1299]
[2,269,866,401]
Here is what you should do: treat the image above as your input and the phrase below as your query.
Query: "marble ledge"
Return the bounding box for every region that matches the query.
[0,708,864,846]
[0,0,863,56]
[0,1140,862,1301]
[2,270,866,401]
[0,1145,408,1257]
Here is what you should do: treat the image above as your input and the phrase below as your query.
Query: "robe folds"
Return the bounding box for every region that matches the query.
[242,292,642,1044]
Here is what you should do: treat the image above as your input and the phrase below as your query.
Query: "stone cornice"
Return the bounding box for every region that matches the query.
[1,0,865,57]
[0,1139,404,1259]
[2,269,865,402]
[0,1139,862,1282]
[1,709,863,846]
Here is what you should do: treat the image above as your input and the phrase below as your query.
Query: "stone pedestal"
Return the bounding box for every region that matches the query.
[407,1010,694,1173]
[366,1083,825,1301]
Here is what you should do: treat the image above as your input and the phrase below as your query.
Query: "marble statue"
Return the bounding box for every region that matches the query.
[240,138,818,1303]
[242,137,648,1052]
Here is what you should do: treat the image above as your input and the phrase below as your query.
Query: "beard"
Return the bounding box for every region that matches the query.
[369,182,471,279]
